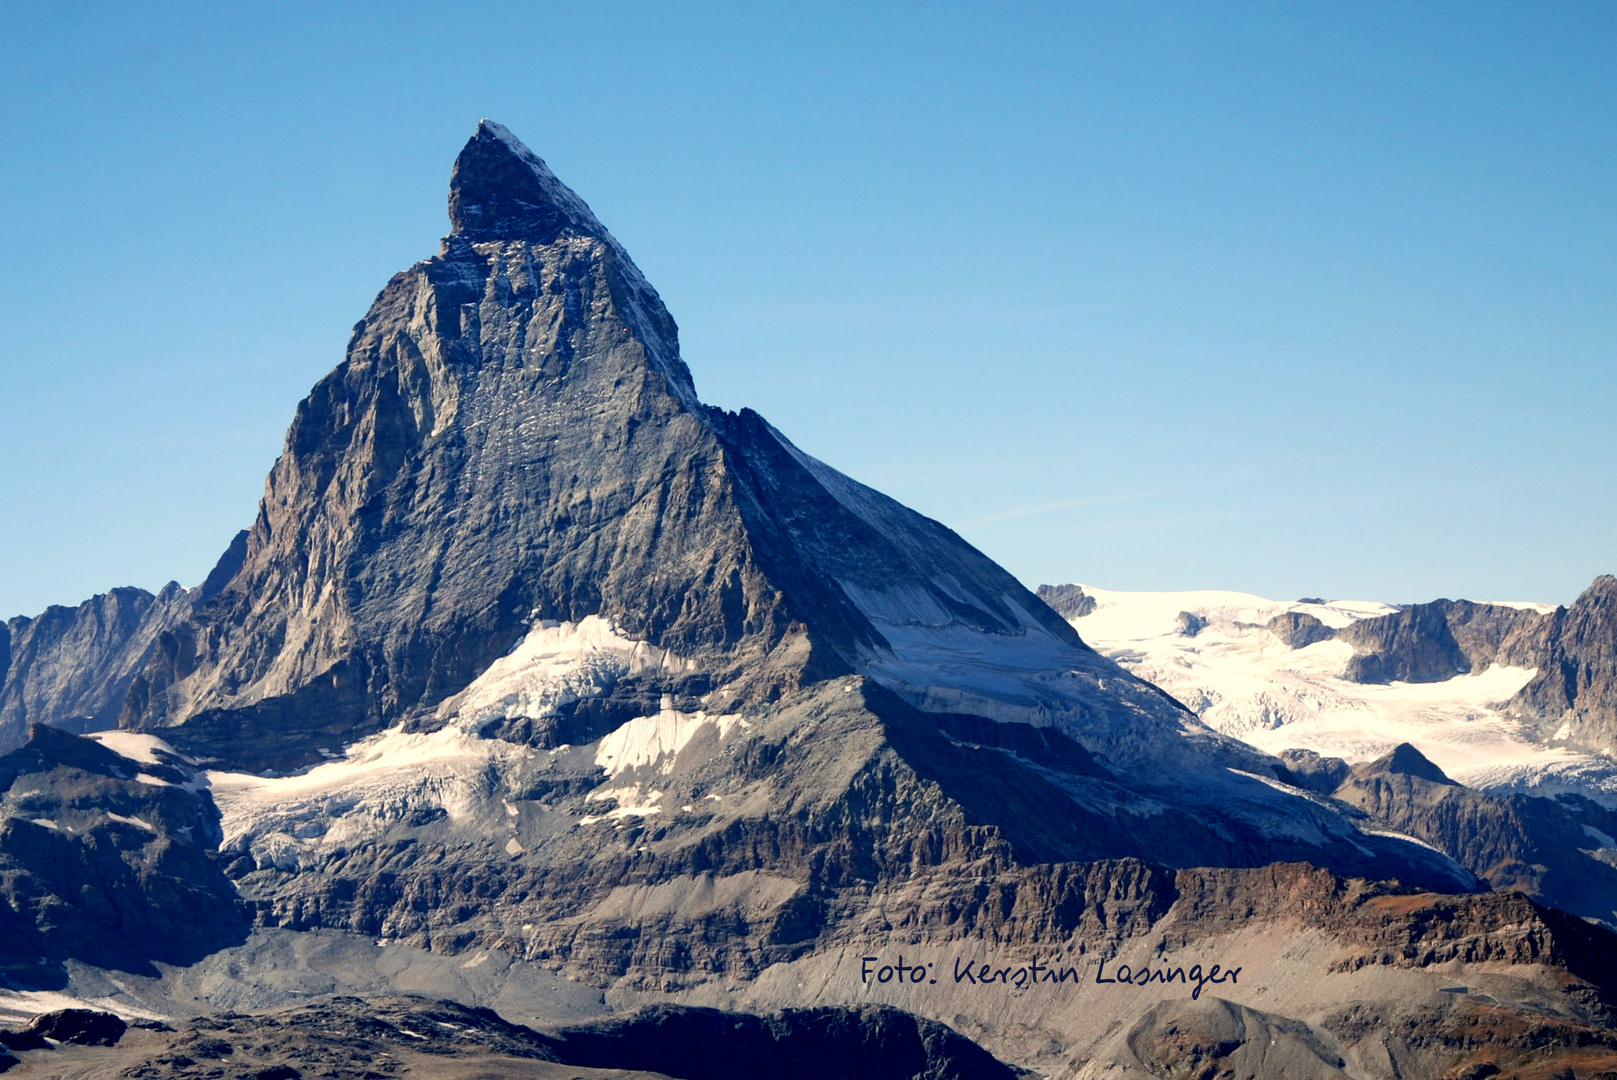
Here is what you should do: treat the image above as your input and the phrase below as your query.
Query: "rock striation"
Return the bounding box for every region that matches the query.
[0,584,195,752]
[1332,600,1549,684]
[1512,574,1617,753]
[0,725,246,986]
[5,123,1617,1079]
[112,120,1142,777]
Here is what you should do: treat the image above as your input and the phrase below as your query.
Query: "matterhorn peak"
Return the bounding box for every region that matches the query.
[448,119,610,244]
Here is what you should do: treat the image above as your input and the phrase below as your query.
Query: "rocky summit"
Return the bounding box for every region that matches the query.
[2,123,1616,1080]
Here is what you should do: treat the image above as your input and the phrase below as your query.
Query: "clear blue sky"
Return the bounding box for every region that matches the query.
[2,2,1613,618]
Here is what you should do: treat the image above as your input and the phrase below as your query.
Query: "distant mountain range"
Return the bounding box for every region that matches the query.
[2,122,1615,1080]
[1045,582,1617,926]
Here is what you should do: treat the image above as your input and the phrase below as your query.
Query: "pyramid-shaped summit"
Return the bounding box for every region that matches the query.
[448,120,614,244]
[110,121,1158,774]
[4,126,1578,1079]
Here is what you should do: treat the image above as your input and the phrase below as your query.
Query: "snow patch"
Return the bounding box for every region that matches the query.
[89,731,183,767]
[594,709,742,778]
[580,785,664,826]
[444,616,666,728]
[104,813,156,833]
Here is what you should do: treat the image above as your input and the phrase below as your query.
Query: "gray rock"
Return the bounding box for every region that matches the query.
[1512,575,1617,752]
[1328,742,1617,927]
[0,584,195,752]
[113,121,1083,773]
[1267,611,1335,649]
[1337,599,1550,684]
[1124,996,1351,1079]
[1035,583,1095,620]
[0,725,246,985]
[1276,748,1351,795]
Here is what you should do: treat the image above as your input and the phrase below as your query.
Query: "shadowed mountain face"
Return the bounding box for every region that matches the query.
[6,123,1617,1080]
[0,725,246,986]
[0,585,195,752]
[111,120,1119,773]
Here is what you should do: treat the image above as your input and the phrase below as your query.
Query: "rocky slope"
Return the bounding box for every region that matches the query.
[0,584,196,753]
[0,998,1019,1080]
[1512,574,1617,754]
[0,725,246,987]
[1335,599,1551,684]
[3,124,1617,1079]
[1310,743,1617,925]
[95,121,1192,784]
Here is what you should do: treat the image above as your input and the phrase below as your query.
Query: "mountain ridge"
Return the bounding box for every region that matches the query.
[3,123,1616,1079]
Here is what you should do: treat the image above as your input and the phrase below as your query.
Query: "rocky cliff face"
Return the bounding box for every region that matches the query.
[1333,599,1549,684]
[1283,742,1617,927]
[0,584,195,752]
[6,123,1617,1080]
[114,121,1152,777]
[1512,575,1617,753]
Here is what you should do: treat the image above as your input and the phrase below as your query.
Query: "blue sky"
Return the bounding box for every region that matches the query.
[2,2,1613,617]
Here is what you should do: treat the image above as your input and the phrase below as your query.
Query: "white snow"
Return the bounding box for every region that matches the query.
[89,731,183,767]
[105,813,157,833]
[201,617,748,864]
[580,785,665,826]
[442,616,671,728]
[594,708,742,778]
[1064,585,1617,803]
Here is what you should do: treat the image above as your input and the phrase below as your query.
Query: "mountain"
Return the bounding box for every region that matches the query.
[1512,574,1617,753]
[3,123,1617,1079]
[106,120,1185,782]
[0,725,246,984]
[0,583,195,751]
[1049,583,1617,923]
[1050,583,1617,800]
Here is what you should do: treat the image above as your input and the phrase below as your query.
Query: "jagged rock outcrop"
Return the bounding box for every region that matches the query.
[1512,574,1617,753]
[114,120,1161,776]
[1266,610,1335,649]
[1036,583,1095,620]
[1297,742,1617,926]
[0,725,247,985]
[1336,599,1550,684]
[0,584,195,752]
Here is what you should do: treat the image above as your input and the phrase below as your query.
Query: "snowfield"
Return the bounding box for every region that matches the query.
[1063,585,1617,804]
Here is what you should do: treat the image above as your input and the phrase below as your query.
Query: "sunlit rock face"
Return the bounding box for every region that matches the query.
[111,120,1150,777]
[2,123,1615,1080]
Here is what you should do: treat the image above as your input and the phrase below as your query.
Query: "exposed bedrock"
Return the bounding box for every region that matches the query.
[1037,583,1096,621]
[0,725,247,986]
[0,996,1021,1080]
[1276,742,1617,927]
[1335,599,1550,684]
[0,583,197,753]
[1266,610,1336,649]
[1512,574,1617,754]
